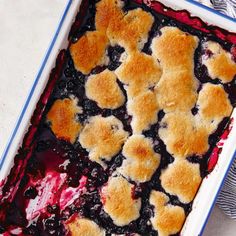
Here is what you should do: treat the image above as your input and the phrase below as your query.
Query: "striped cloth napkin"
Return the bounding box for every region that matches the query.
[196,0,236,218]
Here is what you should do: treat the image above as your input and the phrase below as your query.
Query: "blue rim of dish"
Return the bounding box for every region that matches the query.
[0,0,235,235]
[186,0,236,23]
[185,3,236,235]
[199,149,236,236]
[0,0,73,169]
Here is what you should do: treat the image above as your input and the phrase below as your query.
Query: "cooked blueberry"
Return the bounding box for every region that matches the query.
[23,225,39,235]
[66,80,77,91]
[64,67,73,77]
[24,186,38,199]
[191,106,198,116]
[47,204,59,214]
[58,80,66,90]
[45,216,60,233]
[158,110,165,121]
[0,225,5,233]
[36,140,51,152]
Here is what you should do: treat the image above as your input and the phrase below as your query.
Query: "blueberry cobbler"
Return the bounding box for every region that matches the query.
[1,0,236,235]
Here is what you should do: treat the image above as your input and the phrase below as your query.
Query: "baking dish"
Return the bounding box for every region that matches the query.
[0,0,236,235]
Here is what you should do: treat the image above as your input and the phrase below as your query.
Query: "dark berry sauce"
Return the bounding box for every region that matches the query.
[0,0,236,235]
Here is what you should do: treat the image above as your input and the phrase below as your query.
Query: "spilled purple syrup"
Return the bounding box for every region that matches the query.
[0,0,236,235]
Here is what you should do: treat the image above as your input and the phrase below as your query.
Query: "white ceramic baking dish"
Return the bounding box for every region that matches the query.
[0,0,236,235]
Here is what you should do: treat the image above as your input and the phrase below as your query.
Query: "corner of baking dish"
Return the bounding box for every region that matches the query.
[0,0,79,180]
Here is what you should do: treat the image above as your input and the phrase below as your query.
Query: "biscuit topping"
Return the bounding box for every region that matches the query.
[107,8,154,52]
[116,51,162,97]
[159,112,210,158]
[127,90,159,133]
[47,98,82,143]
[101,176,141,226]
[203,41,236,83]
[70,31,108,75]
[197,83,233,129]
[160,159,202,203]
[85,69,125,109]
[155,70,198,112]
[67,217,105,236]
[79,115,129,165]
[151,27,199,71]
[150,191,185,236]
[120,135,160,182]
[95,0,124,33]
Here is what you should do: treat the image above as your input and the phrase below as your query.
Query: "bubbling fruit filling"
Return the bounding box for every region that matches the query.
[0,0,236,235]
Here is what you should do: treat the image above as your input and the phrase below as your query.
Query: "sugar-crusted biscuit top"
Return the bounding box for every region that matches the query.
[127,90,159,133]
[160,159,202,203]
[116,51,162,97]
[47,98,82,144]
[70,31,108,75]
[101,175,141,226]
[202,41,236,83]
[79,115,129,166]
[67,217,105,236]
[151,27,199,71]
[159,112,210,158]
[150,191,186,236]
[119,135,160,182]
[85,69,125,109]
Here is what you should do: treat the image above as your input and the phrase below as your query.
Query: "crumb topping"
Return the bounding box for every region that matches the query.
[116,51,162,97]
[150,191,185,236]
[203,41,236,83]
[127,90,159,133]
[120,135,160,182]
[160,159,202,203]
[101,176,141,226]
[70,31,108,75]
[67,217,105,236]
[79,115,129,166]
[159,112,210,158]
[85,69,125,109]
[47,98,82,143]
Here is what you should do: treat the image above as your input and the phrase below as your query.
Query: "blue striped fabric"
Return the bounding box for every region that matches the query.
[196,0,236,218]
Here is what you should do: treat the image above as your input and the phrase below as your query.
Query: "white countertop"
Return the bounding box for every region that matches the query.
[0,0,235,235]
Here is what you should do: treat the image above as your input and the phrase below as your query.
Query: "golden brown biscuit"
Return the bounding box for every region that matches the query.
[107,8,154,51]
[70,31,108,75]
[95,0,124,33]
[79,115,129,166]
[85,69,125,109]
[116,51,162,97]
[67,217,105,236]
[160,159,202,203]
[159,112,210,158]
[150,191,186,236]
[47,98,82,143]
[155,70,198,112]
[151,27,199,71]
[203,41,236,83]
[127,90,159,133]
[101,175,141,226]
[120,135,160,182]
[197,83,233,129]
